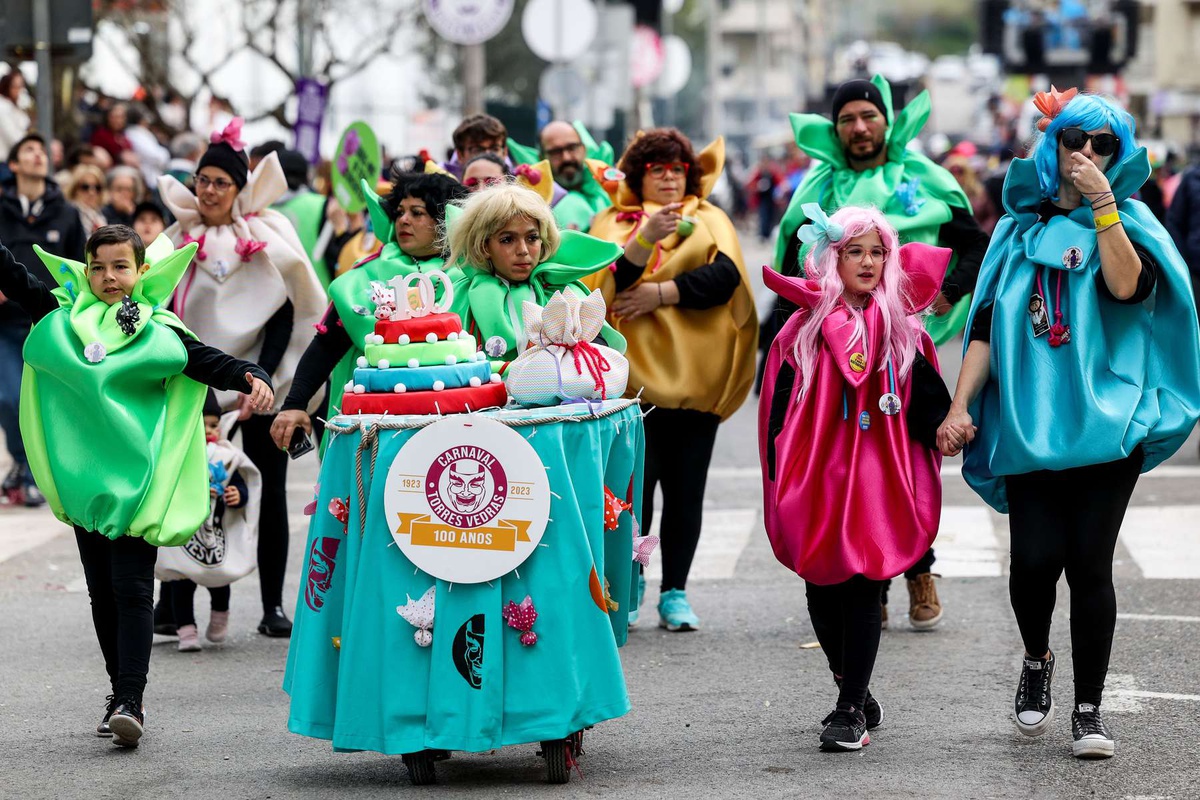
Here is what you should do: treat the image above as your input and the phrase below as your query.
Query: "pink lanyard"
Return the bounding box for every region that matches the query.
[1034,267,1070,347]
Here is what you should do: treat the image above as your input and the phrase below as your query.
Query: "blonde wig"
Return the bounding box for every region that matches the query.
[446,182,561,271]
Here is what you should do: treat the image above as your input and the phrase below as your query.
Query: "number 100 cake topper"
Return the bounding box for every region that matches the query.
[384,270,455,321]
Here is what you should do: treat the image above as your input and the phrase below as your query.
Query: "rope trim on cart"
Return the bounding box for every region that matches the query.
[323,400,642,537]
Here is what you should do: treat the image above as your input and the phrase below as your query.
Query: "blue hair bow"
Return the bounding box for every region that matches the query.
[796,203,845,251]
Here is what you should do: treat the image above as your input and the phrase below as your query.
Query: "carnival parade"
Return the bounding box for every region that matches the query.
[2,1,1200,797]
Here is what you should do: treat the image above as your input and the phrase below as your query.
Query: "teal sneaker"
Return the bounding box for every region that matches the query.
[628,574,647,628]
[657,589,700,632]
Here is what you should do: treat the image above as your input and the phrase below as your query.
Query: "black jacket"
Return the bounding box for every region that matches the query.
[1167,165,1200,279]
[0,177,88,328]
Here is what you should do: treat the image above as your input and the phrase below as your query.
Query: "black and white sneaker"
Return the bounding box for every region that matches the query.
[820,703,870,751]
[96,694,117,737]
[1014,650,1055,736]
[108,700,145,748]
[864,690,884,730]
[1071,703,1115,759]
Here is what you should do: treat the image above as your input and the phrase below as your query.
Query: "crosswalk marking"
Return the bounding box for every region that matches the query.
[1119,506,1200,579]
[935,507,1003,577]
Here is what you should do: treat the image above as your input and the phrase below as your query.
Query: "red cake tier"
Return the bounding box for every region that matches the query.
[374,312,465,344]
[340,382,508,416]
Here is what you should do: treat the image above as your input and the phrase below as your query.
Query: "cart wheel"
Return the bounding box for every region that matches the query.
[402,751,437,785]
[541,739,571,784]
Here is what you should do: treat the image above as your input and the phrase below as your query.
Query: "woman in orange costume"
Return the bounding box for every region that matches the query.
[586,129,757,631]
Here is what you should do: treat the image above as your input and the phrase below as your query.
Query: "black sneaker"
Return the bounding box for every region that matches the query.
[1071,703,1115,759]
[96,694,117,737]
[21,480,45,508]
[108,700,145,748]
[833,676,883,730]
[820,703,870,751]
[258,606,293,638]
[1014,651,1055,736]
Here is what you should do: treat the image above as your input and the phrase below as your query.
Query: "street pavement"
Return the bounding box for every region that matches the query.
[3,234,1199,799]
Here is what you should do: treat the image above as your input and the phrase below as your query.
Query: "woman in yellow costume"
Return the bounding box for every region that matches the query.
[586,128,757,631]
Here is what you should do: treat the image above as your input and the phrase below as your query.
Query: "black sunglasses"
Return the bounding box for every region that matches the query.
[1058,127,1120,158]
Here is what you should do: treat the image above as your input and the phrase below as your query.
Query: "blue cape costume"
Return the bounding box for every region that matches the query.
[962,148,1200,512]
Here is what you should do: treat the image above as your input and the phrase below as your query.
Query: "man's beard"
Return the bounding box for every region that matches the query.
[845,138,885,165]
[555,163,585,191]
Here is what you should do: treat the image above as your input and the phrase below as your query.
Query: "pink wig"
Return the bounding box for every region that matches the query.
[792,206,922,395]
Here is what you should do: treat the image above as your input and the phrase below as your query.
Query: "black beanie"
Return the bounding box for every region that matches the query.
[197,142,250,190]
[831,80,888,124]
[277,149,310,191]
[203,389,222,419]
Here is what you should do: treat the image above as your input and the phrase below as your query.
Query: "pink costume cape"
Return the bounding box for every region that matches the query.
[758,243,948,585]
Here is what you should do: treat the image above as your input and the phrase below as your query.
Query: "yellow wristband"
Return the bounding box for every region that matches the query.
[635,231,654,250]
[1094,211,1120,230]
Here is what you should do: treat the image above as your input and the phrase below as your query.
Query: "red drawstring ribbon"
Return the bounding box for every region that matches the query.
[1036,269,1070,347]
[551,339,611,397]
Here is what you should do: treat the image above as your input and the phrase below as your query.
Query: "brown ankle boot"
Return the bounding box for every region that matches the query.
[906,573,943,630]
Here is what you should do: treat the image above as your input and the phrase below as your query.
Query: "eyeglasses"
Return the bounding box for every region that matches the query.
[646,162,689,178]
[544,143,584,159]
[463,175,505,189]
[77,183,102,192]
[841,245,889,263]
[462,142,505,159]
[194,174,236,193]
[1058,127,1120,158]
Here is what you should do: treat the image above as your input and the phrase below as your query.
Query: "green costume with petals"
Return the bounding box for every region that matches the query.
[446,205,627,362]
[277,190,331,290]
[774,75,974,344]
[508,122,614,233]
[19,238,209,545]
[323,181,463,428]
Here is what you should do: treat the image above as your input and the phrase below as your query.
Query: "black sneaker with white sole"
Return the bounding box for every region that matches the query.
[108,700,145,748]
[1071,703,1115,759]
[1014,650,1055,736]
[96,694,117,737]
[820,703,870,751]
[833,677,883,730]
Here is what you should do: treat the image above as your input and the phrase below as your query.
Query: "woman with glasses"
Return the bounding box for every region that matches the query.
[66,164,109,234]
[587,128,758,631]
[939,89,1200,759]
[159,117,327,639]
[461,153,510,191]
[101,166,145,227]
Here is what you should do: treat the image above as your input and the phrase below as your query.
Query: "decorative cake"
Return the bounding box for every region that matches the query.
[340,272,508,415]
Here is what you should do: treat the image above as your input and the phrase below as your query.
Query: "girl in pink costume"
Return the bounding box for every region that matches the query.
[758,205,951,751]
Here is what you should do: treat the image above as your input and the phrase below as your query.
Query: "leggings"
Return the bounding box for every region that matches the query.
[164,580,231,627]
[805,576,885,709]
[237,414,289,611]
[1006,448,1143,707]
[641,407,721,592]
[74,528,157,703]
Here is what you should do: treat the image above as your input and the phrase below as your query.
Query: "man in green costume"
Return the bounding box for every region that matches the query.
[0,225,273,748]
[770,76,991,630]
[773,75,989,346]
[508,121,614,233]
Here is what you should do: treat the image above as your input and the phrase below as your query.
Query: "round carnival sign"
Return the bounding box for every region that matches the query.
[384,417,550,584]
[423,0,514,46]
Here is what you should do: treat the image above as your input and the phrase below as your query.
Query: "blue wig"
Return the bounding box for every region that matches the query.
[1031,93,1137,200]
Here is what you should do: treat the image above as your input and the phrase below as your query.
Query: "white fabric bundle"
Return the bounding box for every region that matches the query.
[506,290,628,407]
[156,414,262,587]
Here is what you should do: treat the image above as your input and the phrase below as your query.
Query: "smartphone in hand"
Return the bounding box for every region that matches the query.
[288,427,315,460]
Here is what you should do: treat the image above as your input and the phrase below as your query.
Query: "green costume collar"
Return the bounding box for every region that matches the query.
[508,121,613,214]
[33,235,198,361]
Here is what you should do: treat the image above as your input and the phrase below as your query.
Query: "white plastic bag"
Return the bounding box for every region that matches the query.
[506,289,628,407]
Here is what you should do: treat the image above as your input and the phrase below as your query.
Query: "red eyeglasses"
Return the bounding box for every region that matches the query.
[645,162,689,178]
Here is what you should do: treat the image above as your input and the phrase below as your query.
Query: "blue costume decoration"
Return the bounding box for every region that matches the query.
[962,147,1200,512]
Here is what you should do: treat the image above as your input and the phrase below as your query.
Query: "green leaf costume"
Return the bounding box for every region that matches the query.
[446,204,627,362]
[508,122,614,233]
[19,237,209,545]
[323,181,463,428]
[277,190,331,290]
[774,75,974,344]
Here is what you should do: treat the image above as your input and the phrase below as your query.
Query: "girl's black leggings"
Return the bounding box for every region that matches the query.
[1006,448,1143,708]
[237,414,289,612]
[74,528,157,704]
[164,580,231,627]
[805,575,885,710]
[640,407,721,592]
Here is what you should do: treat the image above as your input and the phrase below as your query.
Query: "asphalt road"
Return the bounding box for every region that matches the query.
[3,235,1199,799]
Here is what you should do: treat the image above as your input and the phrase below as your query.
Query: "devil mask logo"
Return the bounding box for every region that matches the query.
[452,614,486,689]
[304,537,342,612]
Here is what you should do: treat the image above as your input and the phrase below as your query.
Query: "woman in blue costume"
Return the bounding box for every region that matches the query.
[938,89,1200,760]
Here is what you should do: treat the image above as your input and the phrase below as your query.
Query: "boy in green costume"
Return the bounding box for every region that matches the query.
[773,75,990,346]
[273,171,467,452]
[0,225,273,749]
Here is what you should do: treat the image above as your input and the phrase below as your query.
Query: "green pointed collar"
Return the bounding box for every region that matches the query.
[33,234,198,362]
[508,122,613,203]
[362,177,396,247]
